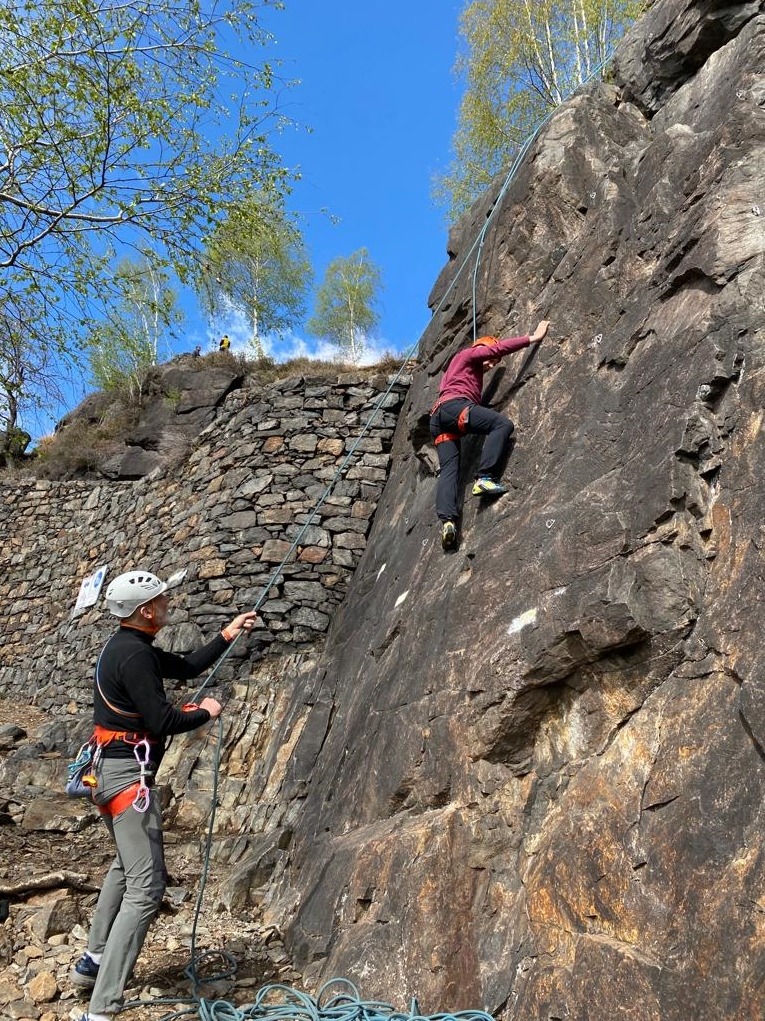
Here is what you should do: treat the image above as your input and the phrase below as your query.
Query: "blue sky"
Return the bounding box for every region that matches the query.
[184,0,467,362]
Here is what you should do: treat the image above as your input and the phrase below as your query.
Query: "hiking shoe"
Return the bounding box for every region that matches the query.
[441,520,457,550]
[70,952,100,988]
[472,477,508,497]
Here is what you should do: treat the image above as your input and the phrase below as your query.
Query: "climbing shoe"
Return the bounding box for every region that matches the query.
[472,477,508,497]
[441,520,457,550]
[70,952,100,988]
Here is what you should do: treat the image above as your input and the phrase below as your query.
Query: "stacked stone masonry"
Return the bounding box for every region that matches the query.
[0,370,410,709]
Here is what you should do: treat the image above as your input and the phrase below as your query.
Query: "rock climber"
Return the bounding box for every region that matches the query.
[430,320,551,550]
[218,334,231,352]
[70,569,258,1021]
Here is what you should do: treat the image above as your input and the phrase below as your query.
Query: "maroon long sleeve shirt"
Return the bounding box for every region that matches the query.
[437,335,530,406]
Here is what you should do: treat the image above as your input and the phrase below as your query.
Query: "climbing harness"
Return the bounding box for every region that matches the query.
[93,724,158,746]
[430,400,471,446]
[68,734,155,808]
[96,759,151,818]
[72,646,159,813]
[97,782,143,818]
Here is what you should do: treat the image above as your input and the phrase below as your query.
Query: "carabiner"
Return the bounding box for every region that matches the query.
[131,739,153,813]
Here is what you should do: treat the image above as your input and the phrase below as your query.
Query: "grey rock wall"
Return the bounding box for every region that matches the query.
[0,370,408,710]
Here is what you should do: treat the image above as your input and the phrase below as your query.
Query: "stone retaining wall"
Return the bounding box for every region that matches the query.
[0,369,410,709]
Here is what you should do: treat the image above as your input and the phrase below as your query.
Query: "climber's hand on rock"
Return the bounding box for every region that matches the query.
[530,320,551,344]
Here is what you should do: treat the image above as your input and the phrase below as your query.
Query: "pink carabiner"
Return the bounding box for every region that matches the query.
[132,784,151,813]
[133,739,151,766]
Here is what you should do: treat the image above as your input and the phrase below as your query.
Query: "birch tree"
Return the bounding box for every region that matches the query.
[308,249,382,363]
[0,0,291,363]
[89,257,182,403]
[436,0,643,217]
[201,197,312,357]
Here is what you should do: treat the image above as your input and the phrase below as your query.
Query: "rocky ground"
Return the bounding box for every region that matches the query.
[0,701,300,1021]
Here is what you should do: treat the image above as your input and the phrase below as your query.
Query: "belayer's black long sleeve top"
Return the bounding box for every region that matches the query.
[93,625,228,761]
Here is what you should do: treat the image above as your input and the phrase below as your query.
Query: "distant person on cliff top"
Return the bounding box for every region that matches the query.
[218,334,231,352]
[70,569,257,1021]
[429,319,551,551]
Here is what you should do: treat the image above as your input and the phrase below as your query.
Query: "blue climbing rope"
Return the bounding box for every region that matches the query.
[125,977,498,1021]
[154,49,620,1021]
[191,47,616,702]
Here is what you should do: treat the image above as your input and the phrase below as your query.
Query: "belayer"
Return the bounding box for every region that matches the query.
[430,319,551,550]
[70,569,258,1021]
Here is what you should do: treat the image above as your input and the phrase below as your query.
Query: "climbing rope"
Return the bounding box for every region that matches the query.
[125,977,497,1021]
[161,49,620,1021]
[468,50,615,341]
[190,47,617,701]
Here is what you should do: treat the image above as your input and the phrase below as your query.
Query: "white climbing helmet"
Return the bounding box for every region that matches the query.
[104,570,168,618]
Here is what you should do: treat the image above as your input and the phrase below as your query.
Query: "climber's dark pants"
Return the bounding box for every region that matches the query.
[430,399,515,522]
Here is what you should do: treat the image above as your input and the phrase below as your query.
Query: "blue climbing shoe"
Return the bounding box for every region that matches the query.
[472,477,508,497]
[441,520,457,550]
[70,952,100,988]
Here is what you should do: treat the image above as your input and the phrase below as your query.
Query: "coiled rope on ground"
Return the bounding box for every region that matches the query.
[125,978,497,1021]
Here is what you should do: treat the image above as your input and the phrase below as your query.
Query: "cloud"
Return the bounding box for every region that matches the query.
[207,303,407,365]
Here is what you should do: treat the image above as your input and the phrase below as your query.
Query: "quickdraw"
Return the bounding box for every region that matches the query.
[131,738,152,813]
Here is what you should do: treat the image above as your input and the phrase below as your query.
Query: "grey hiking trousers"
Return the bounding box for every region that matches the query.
[86,759,166,1016]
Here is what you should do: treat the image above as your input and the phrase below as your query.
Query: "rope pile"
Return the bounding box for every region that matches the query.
[129,978,497,1021]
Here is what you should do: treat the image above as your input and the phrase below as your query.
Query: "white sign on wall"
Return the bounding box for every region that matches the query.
[73,565,109,615]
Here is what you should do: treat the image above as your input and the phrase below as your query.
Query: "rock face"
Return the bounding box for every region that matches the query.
[1,1,765,1019]
[52,358,245,480]
[249,0,764,1017]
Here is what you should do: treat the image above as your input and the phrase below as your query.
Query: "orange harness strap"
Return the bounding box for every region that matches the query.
[433,404,471,445]
[434,431,460,446]
[93,725,158,746]
[98,781,143,818]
